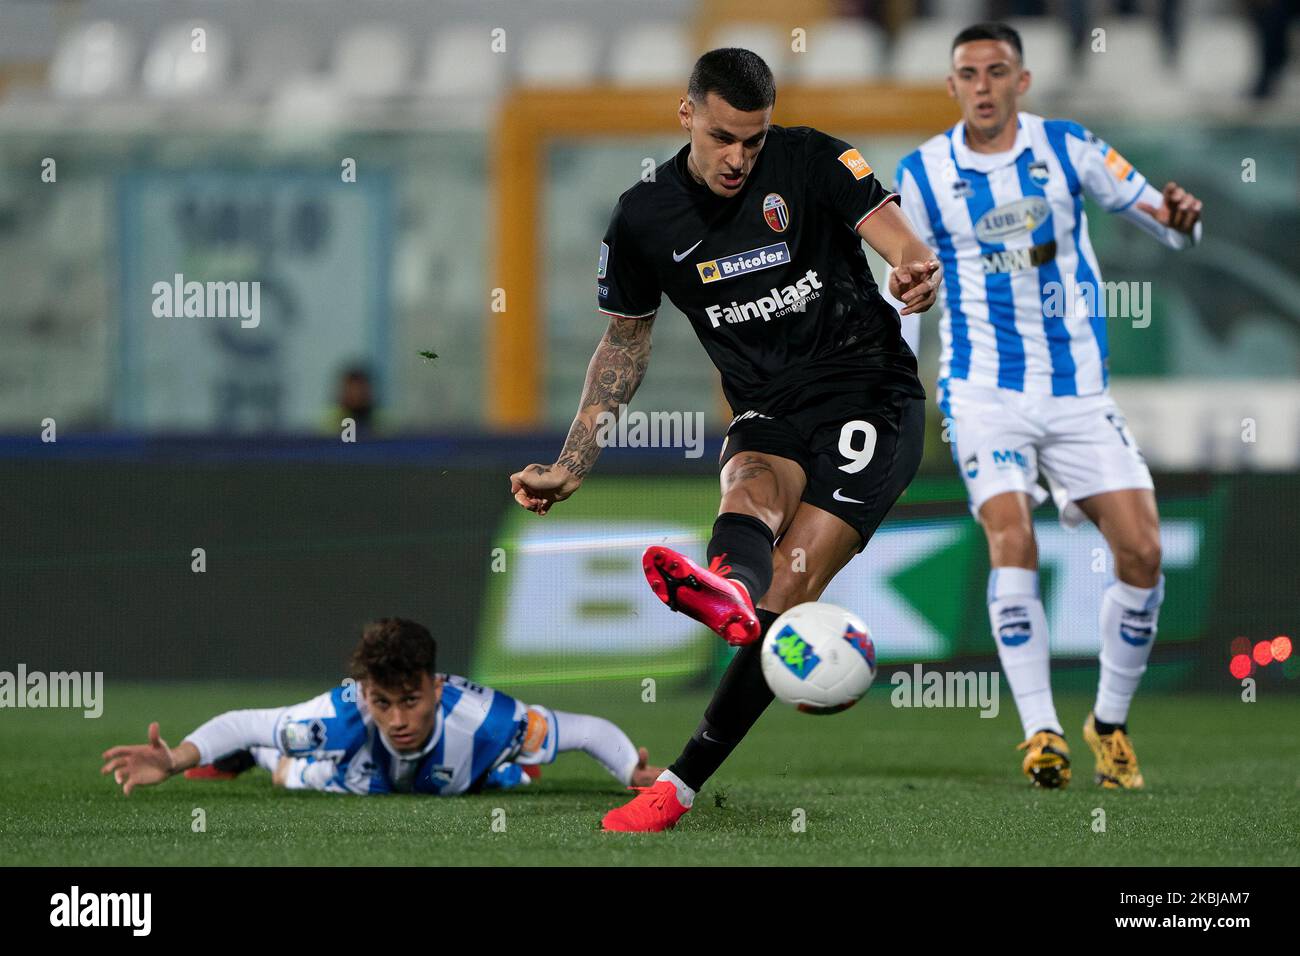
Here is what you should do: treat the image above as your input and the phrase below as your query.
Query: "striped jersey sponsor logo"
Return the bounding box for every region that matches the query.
[974,196,1050,243]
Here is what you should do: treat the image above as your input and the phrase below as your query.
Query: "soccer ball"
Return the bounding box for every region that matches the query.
[760,602,877,715]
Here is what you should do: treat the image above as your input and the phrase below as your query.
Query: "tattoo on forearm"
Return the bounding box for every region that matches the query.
[581,318,652,410]
[556,319,652,477]
[556,418,598,479]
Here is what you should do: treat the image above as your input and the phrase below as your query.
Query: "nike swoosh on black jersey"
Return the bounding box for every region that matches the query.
[672,240,703,262]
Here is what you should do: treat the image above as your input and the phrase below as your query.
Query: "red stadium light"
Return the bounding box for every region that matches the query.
[1272,636,1293,662]
[1252,641,1274,666]
[1229,654,1252,680]
[1230,636,1250,656]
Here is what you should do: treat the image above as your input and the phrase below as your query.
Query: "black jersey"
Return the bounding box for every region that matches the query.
[596,124,925,415]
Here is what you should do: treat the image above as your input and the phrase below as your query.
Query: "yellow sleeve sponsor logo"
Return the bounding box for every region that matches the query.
[1103,147,1133,181]
[521,709,549,755]
[838,148,873,180]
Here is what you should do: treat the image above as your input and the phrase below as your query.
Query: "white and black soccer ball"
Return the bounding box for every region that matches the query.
[760,602,877,715]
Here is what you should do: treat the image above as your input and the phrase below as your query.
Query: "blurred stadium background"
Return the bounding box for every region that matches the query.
[1,0,1296,699]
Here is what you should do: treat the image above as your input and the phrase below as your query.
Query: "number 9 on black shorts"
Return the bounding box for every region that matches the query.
[719,391,925,553]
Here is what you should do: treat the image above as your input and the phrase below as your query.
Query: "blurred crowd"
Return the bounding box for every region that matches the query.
[0,0,1292,121]
[835,0,1295,98]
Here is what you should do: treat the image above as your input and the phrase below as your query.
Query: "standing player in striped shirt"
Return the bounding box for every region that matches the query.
[894,22,1202,790]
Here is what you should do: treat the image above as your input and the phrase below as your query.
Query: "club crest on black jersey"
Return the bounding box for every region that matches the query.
[596,124,924,413]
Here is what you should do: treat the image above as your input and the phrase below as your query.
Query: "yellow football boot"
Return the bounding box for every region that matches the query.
[1084,712,1145,789]
[1016,730,1072,789]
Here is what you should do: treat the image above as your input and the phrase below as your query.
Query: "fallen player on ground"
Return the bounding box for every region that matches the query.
[100,618,662,796]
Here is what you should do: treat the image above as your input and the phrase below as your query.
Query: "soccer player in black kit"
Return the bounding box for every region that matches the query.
[510,48,941,831]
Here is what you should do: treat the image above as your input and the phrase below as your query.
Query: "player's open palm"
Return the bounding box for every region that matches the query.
[101,721,176,795]
[510,462,582,516]
[890,259,942,315]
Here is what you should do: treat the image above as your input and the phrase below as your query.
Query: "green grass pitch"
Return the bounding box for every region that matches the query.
[3,681,1297,866]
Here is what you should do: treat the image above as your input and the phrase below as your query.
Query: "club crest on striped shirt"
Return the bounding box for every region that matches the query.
[762,192,789,233]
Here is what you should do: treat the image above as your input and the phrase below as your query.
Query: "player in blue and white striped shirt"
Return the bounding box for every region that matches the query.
[894,22,1202,791]
[101,618,662,797]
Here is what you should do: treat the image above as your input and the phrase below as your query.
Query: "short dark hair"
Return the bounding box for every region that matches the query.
[952,22,1023,61]
[350,618,437,691]
[687,48,776,112]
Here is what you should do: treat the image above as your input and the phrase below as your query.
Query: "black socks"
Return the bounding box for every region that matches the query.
[669,608,782,792]
[668,512,779,792]
[707,512,775,602]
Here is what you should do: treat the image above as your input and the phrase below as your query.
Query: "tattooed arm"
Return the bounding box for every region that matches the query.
[509,314,654,515]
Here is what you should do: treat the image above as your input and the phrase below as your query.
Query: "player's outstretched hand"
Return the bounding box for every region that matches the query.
[100,721,179,796]
[629,746,665,787]
[1137,181,1202,235]
[510,462,582,516]
[890,259,942,316]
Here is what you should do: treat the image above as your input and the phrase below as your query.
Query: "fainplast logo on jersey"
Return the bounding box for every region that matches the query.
[705,270,823,328]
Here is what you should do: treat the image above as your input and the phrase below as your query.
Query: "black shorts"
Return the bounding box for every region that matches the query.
[718,389,925,553]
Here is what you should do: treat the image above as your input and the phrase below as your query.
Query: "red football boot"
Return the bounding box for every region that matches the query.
[642,546,761,646]
[601,780,691,833]
[184,765,240,780]
[184,749,254,780]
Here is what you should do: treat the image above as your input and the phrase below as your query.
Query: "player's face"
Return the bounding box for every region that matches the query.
[948,40,1030,140]
[678,92,771,197]
[364,673,443,753]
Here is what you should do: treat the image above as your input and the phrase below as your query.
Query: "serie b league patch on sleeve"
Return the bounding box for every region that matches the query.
[837,149,873,180]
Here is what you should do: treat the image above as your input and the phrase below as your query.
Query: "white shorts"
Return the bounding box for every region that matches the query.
[939,378,1154,529]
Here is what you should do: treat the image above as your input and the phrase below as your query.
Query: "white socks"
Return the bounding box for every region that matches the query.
[988,567,1061,738]
[1095,575,1164,725]
[988,567,1165,736]
[657,769,695,807]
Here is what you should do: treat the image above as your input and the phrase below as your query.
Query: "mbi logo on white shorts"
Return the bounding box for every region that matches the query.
[991,448,1030,471]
